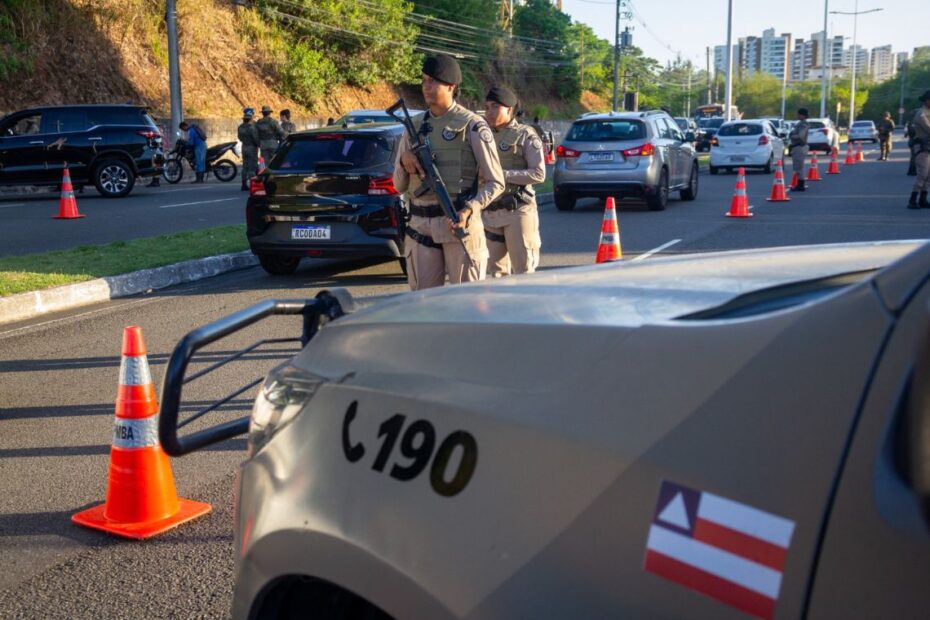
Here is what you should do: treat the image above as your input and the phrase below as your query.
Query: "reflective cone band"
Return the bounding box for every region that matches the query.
[72,326,211,539]
[53,166,85,219]
[595,197,622,263]
[806,152,822,181]
[766,160,790,202]
[856,142,865,162]
[726,167,753,218]
[845,143,856,165]
[827,146,841,174]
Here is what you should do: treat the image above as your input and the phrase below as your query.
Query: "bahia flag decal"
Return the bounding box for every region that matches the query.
[644,480,796,619]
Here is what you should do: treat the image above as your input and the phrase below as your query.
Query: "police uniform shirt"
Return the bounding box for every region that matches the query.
[496,119,546,196]
[394,102,505,213]
[913,107,930,143]
[789,121,809,147]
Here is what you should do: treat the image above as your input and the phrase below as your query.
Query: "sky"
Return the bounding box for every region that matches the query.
[561,0,929,67]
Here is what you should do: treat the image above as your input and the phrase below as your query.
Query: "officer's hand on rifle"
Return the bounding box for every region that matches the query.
[450,206,472,231]
[400,150,425,178]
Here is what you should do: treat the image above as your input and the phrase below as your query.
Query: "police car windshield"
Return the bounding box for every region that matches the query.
[566,120,646,142]
[718,123,763,137]
[273,134,394,171]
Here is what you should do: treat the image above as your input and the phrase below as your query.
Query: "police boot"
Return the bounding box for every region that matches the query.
[908,192,920,209]
[794,179,806,192]
[920,191,930,209]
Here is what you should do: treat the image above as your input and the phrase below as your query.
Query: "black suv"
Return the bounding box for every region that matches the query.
[246,123,406,275]
[0,104,164,198]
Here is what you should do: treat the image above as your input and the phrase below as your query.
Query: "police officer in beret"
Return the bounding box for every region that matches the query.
[237,107,260,191]
[482,86,545,276]
[908,90,930,209]
[393,54,505,290]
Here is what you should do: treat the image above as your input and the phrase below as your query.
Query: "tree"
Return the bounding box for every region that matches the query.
[735,73,783,118]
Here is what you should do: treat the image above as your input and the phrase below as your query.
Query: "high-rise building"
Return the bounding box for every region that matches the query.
[897,51,910,69]
[714,45,738,75]
[870,45,896,82]
[844,45,870,77]
[760,28,791,81]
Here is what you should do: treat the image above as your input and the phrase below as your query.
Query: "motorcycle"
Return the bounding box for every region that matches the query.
[162,140,239,183]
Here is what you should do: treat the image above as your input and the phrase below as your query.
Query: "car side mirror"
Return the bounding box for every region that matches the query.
[685,131,695,142]
[904,316,930,525]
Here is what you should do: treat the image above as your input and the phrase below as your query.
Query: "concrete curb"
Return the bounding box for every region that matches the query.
[0,251,258,326]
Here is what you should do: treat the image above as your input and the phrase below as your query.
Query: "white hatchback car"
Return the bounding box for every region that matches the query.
[849,120,879,143]
[807,118,841,153]
[709,119,785,174]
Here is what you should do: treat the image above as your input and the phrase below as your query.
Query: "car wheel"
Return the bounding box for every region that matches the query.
[554,192,576,211]
[646,169,668,211]
[212,159,237,182]
[709,165,719,175]
[258,254,300,275]
[680,164,698,201]
[93,159,135,198]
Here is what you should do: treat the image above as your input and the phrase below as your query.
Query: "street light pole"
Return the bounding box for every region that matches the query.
[724,0,734,121]
[166,0,183,146]
[612,0,620,112]
[830,3,883,127]
[820,0,829,118]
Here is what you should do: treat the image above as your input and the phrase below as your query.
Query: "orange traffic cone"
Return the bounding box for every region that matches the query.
[845,143,856,165]
[806,152,822,181]
[766,160,791,202]
[257,156,266,173]
[595,197,622,263]
[53,166,85,219]
[856,142,865,162]
[72,326,211,540]
[726,168,753,218]
[789,171,799,190]
[827,146,841,174]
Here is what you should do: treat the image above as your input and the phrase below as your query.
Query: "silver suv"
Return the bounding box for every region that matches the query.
[553,110,699,211]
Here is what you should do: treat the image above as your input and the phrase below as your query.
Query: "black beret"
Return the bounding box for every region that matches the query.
[422,54,462,86]
[485,86,518,108]
[919,90,930,103]
[797,107,809,117]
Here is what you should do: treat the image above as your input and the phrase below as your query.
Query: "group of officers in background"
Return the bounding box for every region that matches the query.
[394,54,546,290]
[237,105,294,191]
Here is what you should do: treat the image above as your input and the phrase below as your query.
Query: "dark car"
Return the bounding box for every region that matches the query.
[246,123,406,275]
[673,117,702,149]
[0,104,164,198]
[696,117,725,152]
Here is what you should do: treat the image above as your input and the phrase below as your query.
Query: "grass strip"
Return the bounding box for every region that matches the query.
[0,225,248,297]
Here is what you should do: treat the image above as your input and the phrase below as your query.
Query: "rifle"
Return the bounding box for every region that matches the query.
[386,99,467,240]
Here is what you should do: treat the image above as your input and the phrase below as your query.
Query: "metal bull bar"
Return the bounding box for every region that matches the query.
[158,291,352,457]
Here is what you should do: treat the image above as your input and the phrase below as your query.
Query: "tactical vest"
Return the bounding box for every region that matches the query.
[256,117,279,146]
[408,104,478,202]
[494,123,534,194]
[789,121,809,147]
[237,123,259,149]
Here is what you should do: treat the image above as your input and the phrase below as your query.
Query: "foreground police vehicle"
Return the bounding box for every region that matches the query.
[161,240,930,619]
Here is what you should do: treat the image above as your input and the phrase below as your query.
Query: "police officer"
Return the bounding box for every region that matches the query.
[907,90,930,209]
[877,111,895,161]
[394,54,505,290]
[237,107,260,191]
[906,120,918,175]
[482,86,545,277]
[280,109,296,137]
[788,107,810,192]
[256,105,284,163]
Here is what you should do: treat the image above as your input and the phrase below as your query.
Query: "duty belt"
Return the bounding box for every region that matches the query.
[485,230,506,244]
[409,204,445,218]
[405,226,440,249]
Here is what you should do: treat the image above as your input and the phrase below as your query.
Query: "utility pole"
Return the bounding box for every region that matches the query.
[899,59,908,126]
[166,0,183,146]
[706,46,712,105]
[612,0,620,112]
[580,29,585,89]
[724,0,734,121]
[820,0,829,118]
[686,64,692,117]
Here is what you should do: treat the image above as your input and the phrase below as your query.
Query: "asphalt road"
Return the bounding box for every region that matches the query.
[1,136,929,618]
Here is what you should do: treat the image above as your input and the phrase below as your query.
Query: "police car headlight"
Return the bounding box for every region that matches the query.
[249,365,323,455]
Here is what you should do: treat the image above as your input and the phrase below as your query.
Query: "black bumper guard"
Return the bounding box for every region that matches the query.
[158,291,350,457]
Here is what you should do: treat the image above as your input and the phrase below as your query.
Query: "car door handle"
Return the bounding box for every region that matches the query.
[29,140,44,145]
[88,137,103,141]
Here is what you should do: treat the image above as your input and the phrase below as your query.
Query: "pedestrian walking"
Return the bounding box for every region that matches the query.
[256,105,284,162]
[393,54,505,290]
[237,107,260,191]
[279,109,296,138]
[788,108,810,192]
[907,90,930,209]
[481,86,545,277]
[179,120,207,183]
[877,111,895,161]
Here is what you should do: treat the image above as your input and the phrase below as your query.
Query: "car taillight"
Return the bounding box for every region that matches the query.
[622,143,656,157]
[387,204,398,228]
[556,144,580,158]
[711,136,719,147]
[368,175,398,196]
[758,135,769,145]
[250,178,266,196]
[137,130,160,140]
[822,128,829,135]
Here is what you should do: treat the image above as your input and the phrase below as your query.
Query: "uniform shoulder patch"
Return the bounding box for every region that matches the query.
[471,120,494,144]
[529,136,543,151]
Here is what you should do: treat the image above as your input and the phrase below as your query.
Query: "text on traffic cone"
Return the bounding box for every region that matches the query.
[595,197,622,263]
[726,167,753,218]
[72,326,211,540]
[53,165,85,220]
[766,160,790,202]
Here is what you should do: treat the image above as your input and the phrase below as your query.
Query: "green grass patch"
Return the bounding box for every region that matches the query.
[0,225,248,297]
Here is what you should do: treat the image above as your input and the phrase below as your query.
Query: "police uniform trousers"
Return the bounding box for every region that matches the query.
[913,149,930,192]
[259,141,278,164]
[790,145,808,183]
[879,135,892,159]
[404,210,488,290]
[483,200,541,277]
[242,146,259,182]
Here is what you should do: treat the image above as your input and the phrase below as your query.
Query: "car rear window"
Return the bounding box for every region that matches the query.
[852,121,872,127]
[717,123,763,136]
[86,107,157,128]
[273,133,395,171]
[808,121,826,129]
[566,120,646,142]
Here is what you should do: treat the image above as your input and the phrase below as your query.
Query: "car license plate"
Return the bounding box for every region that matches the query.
[730,156,746,162]
[291,225,331,240]
[588,152,614,162]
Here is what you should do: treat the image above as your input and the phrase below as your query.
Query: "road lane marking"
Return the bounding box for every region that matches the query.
[0,296,163,339]
[159,197,239,208]
[158,185,222,193]
[633,239,681,261]
[0,203,26,208]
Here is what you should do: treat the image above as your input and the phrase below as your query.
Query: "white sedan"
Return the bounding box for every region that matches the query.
[807,118,841,152]
[709,119,785,174]
[849,120,879,143]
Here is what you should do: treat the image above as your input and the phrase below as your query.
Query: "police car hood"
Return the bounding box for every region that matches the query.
[336,240,924,329]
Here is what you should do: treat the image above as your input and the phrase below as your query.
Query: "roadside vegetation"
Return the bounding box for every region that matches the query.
[0,225,248,297]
